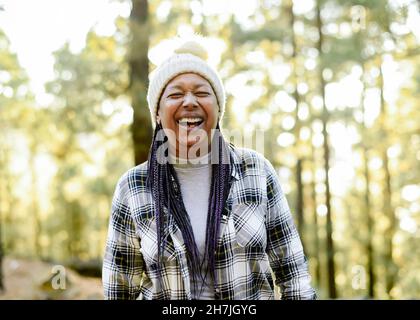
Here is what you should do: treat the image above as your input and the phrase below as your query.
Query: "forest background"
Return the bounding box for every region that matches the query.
[0,0,419,299]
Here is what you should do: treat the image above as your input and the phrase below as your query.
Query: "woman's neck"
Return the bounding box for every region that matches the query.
[169,149,211,168]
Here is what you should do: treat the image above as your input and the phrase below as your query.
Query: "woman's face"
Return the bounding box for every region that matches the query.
[157,73,219,158]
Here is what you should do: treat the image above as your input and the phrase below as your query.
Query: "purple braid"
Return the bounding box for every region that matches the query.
[146,122,233,297]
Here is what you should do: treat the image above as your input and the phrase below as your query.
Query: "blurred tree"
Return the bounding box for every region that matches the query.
[378,56,397,297]
[0,149,4,292]
[361,68,376,298]
[346,0,415,297]
[0,27,33,290]
[310,132,322,289]
[287,0,305,247]
[45,29,130,262]
[316,0,337,299]
[129,0,153,165]
[391,53,420,298]
[23,107,52,259]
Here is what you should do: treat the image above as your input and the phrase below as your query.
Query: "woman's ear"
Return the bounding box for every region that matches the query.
[156,114,161,125]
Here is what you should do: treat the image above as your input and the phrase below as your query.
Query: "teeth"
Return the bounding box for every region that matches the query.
[178,117,203,124]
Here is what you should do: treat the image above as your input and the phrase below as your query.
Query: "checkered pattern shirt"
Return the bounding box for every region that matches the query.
[102,146,316,300]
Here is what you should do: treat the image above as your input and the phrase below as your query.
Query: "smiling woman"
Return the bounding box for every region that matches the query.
[102,36,316,300]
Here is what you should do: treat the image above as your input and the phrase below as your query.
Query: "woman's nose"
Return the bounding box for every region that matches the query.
[182,92,198,107]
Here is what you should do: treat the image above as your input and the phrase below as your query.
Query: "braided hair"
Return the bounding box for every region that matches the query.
[146,122,233,296]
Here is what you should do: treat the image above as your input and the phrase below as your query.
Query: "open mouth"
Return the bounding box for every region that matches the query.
[177,117,204,130]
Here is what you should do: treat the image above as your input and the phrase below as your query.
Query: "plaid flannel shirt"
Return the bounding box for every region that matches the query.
[102,145,316,300]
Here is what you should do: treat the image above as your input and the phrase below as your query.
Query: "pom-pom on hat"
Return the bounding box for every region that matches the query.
[147,36,225,128]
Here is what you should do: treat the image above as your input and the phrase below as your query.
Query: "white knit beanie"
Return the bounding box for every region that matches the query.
[147,38,225,128]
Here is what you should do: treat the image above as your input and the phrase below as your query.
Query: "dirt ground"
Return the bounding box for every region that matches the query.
[0,256,103,300]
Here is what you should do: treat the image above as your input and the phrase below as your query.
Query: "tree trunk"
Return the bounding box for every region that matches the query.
[379,60,396,297]
[363,146,375,298]
[129,0,153,165]
[383,150,395,296]
[316,0,337,298]
[361,66,375,298]
[310,141,322,289]
[29,143,42,258]
[0,149,5,292]
[295,159,305,241]
[288,0,305,246]
[0,215,3,292]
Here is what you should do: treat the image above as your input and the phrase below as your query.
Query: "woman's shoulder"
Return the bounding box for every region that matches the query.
[229,145,272,174]
[231,145,273,181]
[115,161,149,191]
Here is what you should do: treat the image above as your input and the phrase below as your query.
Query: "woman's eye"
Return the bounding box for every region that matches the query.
[196,92,210,97]
[168,93,183,99]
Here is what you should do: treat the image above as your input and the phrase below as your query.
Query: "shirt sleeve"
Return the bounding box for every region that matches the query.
[263,158,317,300]
[102,174,144,300]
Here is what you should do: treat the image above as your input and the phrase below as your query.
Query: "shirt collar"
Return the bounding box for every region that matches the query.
[228,144,240,181]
